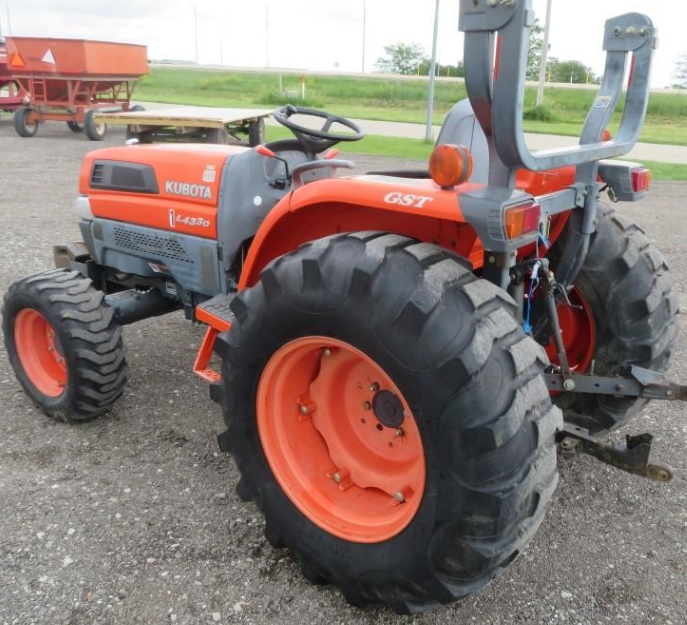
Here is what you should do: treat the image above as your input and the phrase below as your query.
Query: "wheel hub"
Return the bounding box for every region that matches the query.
[372,390,405,429]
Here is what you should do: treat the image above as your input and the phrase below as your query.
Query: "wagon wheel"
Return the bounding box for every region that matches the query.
[13,106,39,138]
[84,110,108,141]
[248,118,266,146]
[67,121,84,133]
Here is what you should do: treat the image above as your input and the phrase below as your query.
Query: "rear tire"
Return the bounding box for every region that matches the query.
[3,269,127,423]
[550,205,680,433]
[212,233,561,613]
[84,109,107,141]
[13,106,38,138]
[67,121,83,132]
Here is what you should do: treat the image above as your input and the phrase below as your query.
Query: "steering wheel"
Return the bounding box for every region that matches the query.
[273,105,365,154]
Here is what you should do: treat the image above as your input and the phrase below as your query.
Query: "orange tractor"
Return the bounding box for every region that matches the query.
[2,0,681,614]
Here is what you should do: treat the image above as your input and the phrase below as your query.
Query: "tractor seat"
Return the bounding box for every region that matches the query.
[367,99,489,184]
[435,99,489,185]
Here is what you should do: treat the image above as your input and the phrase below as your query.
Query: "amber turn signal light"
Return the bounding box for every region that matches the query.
[429,144,474,189]
[504,202,541,240]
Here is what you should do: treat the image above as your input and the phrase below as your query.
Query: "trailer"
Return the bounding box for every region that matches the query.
[98,106,270,146]
[5,36,148,140]
[0,41,25,115]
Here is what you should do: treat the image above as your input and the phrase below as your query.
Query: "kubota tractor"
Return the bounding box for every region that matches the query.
[2,0,682,614]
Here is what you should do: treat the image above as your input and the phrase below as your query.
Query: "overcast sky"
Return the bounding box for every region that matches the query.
[1,0,684,88]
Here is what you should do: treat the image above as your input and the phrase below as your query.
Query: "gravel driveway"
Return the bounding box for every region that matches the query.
[0,119,686,625]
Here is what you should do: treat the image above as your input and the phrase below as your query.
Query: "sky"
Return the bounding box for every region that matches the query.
[0,0,685,88]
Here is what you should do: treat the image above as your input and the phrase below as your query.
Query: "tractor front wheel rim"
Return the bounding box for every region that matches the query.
[257,337,425,543]
[14,309,67,397]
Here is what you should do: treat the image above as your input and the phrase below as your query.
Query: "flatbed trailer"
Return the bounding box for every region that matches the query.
[98,106,270,146]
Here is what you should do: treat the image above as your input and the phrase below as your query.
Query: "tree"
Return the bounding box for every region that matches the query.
[527,19,545,81]
[673,55,687,88]
[549,59,594,84]
[376,43,426,75]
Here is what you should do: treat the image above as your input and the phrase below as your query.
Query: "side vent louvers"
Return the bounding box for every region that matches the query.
[91,163,106,186]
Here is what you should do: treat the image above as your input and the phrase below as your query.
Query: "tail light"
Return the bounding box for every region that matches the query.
[504,202,541,240]
[632,168,651,193]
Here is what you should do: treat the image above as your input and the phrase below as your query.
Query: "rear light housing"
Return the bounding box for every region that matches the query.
[632,167,651,193]
[504,202,541,240]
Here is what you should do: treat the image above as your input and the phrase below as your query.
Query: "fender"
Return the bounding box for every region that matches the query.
[237,167,577,290]
[237,176,484,289]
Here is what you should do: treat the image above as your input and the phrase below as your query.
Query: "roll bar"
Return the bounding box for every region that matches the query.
[459,0,657,179]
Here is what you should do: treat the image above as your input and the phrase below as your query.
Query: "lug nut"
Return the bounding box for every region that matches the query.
[394,492,406,503]
[370,382,380,393]
[395,428,404,438]
[333,472,342,484]
[322,348,332,358]
[563,379,576,392]
[363,401,372,411]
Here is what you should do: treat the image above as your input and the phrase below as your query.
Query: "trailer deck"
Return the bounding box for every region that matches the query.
[98,106,271,146]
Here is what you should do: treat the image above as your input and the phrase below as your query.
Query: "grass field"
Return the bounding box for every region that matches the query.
[138,67,687,146]
[263,126,687,180]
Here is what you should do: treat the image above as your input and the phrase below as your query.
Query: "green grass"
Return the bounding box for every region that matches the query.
[138,67,687,146]
[265,126,687,180]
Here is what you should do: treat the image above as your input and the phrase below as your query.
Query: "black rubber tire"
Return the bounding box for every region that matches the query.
[211,232,562,614]
[248,118,265,147]
[13,106,38,138]
[67,121,83,132]
[550,205,679,433]
[2,269,127,423]
[128,104,146,113]
[207,127,229,145]
[84,109,107,141]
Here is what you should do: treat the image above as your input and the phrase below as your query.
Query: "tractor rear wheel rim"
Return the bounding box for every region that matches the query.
[546,287,596,373]
[257,337,425,543]
[14,309,67,397]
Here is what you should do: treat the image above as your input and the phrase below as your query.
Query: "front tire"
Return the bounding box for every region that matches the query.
[212,233,561,613]
[248,118,265,146]
[3,269,127,423]
[84,109,107,141]
[13,106,38,138]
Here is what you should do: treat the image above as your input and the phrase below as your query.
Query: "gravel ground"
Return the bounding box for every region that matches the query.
[0,119,686,625]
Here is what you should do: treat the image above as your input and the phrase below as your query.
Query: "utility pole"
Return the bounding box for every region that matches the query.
[193,2,199,64]
[425,0,440,142]
[536,0,553,107]
[265,1,270,68]
[361,0,367,73]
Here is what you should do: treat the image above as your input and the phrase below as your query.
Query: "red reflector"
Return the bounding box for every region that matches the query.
[632,168,651,193]
[505,202,541,240]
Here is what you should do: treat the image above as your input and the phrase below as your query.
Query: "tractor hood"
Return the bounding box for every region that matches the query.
[79,143,249,206]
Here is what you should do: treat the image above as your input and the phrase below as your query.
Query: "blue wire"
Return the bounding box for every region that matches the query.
[523,260,542,335]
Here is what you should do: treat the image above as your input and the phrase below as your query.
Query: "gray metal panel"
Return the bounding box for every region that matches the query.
[88,219,223,296]
[217,150,297,272]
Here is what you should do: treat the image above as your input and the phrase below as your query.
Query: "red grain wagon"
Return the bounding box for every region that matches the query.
[5,36,148,140]
[0,41,25,115]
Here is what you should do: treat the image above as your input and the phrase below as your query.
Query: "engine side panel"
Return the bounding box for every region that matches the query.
[80,144,247,240]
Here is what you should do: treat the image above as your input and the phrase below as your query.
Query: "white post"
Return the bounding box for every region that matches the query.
[536,0,553,107]
[425,0,440,142]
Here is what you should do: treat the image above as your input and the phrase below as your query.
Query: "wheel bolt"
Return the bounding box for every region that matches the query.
[370,382,380,392]
[394,492,405,503]
[333,472,342,484]
[395,428,404,438]
[363,401,371,411]
[299,405,309,415]
[322,348,332,358]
